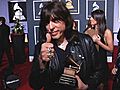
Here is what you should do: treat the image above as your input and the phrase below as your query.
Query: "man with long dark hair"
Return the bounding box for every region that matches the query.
[29,1,104,90]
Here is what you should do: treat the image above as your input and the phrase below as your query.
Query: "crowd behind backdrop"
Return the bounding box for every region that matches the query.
[0,0,119,62]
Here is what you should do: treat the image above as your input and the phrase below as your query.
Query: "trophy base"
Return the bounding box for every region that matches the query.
[59,74,76,87]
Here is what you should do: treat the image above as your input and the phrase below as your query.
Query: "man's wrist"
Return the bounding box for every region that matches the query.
[84,84,88,90]
[38,55,47,71]
[76,84,88,90]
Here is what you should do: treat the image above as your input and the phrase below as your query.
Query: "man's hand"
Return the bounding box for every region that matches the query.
[75,75,88,90]
[39,33,55,62]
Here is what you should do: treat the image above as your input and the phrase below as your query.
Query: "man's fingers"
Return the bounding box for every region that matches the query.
[46,33,51,43]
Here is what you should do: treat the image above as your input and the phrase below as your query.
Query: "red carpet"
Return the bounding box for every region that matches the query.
[0,62,33,90]
[0,46,118,90]
[0,46,33,90]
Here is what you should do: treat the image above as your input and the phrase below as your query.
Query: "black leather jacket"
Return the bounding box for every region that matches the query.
[29,32,104,90]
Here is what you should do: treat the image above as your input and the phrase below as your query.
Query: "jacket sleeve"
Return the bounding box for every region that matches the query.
[29,43,48,90]
[84,36,104,89]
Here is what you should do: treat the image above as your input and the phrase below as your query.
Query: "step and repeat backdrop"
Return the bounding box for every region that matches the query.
[113,0,120,46]
[0,0,117,62]
[8,0,28,42]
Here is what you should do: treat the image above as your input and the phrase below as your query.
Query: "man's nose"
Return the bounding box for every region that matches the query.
[49,21,55,31]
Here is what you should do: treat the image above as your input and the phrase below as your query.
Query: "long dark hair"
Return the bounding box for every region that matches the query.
[39,1,73,43]
[91,9,107,35]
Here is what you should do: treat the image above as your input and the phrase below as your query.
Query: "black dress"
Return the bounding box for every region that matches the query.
[97,35,109,88]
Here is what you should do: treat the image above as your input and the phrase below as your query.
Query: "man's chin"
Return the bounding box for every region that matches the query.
[52,36,59,40]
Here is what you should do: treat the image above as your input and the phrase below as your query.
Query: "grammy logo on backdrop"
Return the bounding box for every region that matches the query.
[59,55,83,87]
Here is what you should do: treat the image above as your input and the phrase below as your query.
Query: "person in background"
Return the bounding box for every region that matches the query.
[112,50,120,90]
[72,20,77,30]
[117,28,120,52]
[29,1,104,90]
[112,29,120,90]
[0,17,14,69]
[84,9,114,90]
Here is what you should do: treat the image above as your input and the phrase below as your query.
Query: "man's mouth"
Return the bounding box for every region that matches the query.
[50,30,59,36]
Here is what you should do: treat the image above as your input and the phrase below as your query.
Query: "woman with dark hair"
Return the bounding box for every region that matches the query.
[84,9,113,90]
[29,1,104,90]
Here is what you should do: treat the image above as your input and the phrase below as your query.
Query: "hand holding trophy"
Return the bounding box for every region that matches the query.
[59,55,84,87]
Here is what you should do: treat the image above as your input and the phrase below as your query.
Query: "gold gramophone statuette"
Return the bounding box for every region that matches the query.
[59,57,81,87]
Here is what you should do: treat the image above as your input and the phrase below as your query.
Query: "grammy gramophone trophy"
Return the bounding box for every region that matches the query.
[59,56,81,87]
